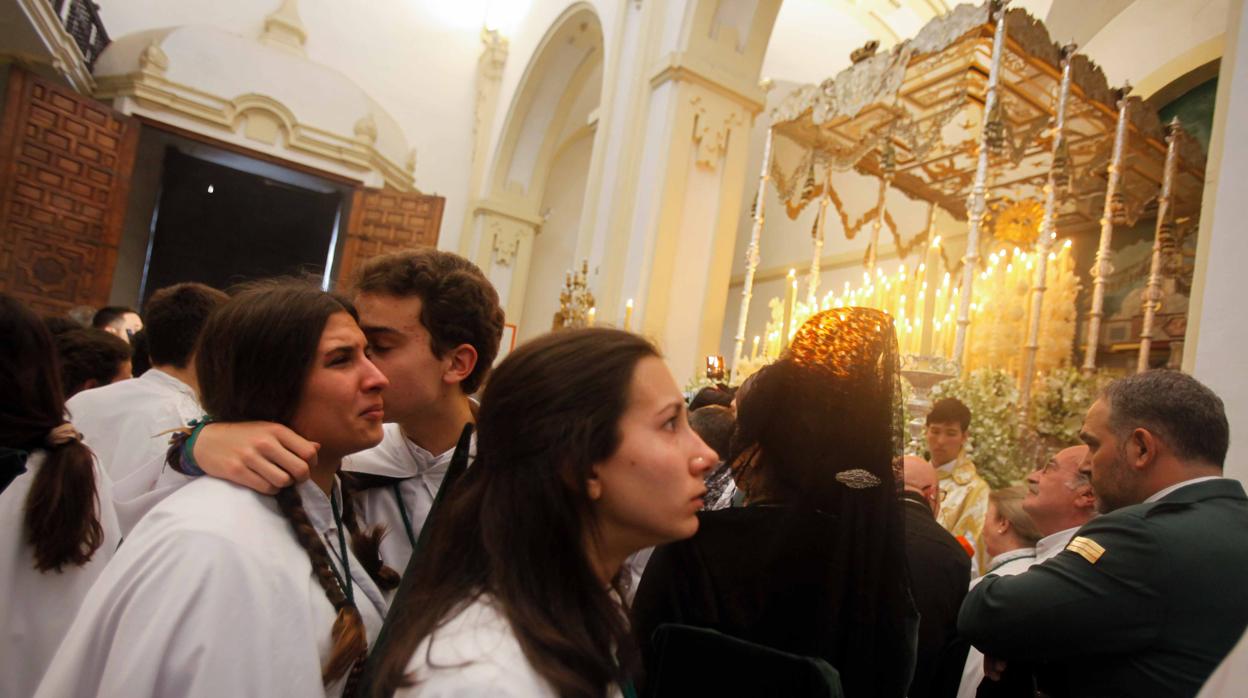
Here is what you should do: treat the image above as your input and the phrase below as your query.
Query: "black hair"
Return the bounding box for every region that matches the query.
[91,306,137,330]
[1101,370,1229,468]
[926,397,971,432]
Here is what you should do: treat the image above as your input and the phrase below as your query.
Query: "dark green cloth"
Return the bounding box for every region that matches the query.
[646,623,844,698]
[959,478,1248,697]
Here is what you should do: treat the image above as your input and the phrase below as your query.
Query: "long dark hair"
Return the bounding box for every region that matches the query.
[729,307,912,697]
[179,280,399,689]
[371,328,659,697]
[0,294,103,572]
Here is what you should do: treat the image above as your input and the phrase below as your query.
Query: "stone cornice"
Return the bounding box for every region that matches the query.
[94,68,414,190]
[649,51,766,114]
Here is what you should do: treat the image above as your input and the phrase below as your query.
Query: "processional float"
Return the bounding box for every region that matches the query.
[731,0,1205,430]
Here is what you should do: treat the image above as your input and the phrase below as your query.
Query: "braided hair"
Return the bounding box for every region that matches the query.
[180,280,399,687]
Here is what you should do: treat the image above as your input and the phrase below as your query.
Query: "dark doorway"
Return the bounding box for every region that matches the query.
[140,147,343,302]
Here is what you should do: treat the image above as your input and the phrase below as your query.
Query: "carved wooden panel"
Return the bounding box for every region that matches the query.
[0,68,138,316]
[336,187,444,288]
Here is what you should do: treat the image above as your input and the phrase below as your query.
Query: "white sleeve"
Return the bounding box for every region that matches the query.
[36,527,325,698]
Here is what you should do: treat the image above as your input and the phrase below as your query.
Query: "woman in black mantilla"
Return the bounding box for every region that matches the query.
[632,307,916,697]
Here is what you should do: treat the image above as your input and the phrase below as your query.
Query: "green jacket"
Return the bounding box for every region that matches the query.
[959,478,1248,697]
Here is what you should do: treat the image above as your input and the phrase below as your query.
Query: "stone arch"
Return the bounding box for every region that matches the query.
[468,2,605,338]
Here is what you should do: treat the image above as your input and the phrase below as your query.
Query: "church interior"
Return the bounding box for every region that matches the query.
[0,0,1244,478]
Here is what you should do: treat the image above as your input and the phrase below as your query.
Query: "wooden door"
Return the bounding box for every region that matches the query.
[335,187,444,289]
[0,67,139,315]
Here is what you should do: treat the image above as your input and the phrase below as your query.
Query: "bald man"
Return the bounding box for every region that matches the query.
[902,455,971,698]
[1023,444,1097,562]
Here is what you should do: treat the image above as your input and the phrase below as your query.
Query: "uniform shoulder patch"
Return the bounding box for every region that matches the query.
[1065,536,1106,564]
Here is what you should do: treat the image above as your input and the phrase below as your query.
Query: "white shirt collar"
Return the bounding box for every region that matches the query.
[1144,476,1225,503]
[987,547,1035,572]
[1036,525,1081,561]
[141,367,198,401]
[935,457,958,473]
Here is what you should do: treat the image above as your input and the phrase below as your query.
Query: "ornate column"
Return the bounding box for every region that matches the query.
[953,2,1008,366]
[866,144,895,273]
[1138,117,1182,372]
[731,127,773,377]
[807,195,829,305]
[1083,93,1133,372]
[458,28,509,256]
[1020,44,1076,410]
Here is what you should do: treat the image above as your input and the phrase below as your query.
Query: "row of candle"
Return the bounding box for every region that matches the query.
[585,298,635,330]
[751,237,1076,365]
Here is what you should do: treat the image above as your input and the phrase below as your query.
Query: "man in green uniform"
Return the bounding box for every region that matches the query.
[959,371,1248,697]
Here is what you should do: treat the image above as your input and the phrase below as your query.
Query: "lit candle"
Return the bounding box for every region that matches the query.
[623,298,634,331]
[782,269,797,348]
[587,307,596,327]
[751,335,760,361]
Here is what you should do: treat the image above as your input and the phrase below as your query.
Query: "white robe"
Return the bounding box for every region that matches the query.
[346,423,476,574]
[0,451,122,698]
[396,594,621,698]
[66,369,203,534]
[35,477,387,698]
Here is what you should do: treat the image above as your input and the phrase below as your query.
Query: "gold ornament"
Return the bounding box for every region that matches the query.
[992,198,1044,246]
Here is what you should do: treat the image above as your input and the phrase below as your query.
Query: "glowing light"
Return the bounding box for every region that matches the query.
[932,235,942,247]
[1063,239,1073,249]
[207,185,214,194]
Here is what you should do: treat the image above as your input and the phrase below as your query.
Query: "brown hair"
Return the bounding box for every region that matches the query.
[0,294,103,572]
[186,280,398,688]
[989,485,1042,546]
[369,328,659,698]
[143,282,228,368]
[53,328,131,397]
[352,249,504,393]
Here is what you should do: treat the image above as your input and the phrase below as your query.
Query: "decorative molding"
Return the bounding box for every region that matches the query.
[261,0,308,56]
[14,0,95,93]
[650,52,766,115]
[490,218,522,266]
[690,94,746,169]
[95,71,415,190]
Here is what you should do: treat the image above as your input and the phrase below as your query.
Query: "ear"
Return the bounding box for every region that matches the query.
[586,466,604,501]
[1074,484,1096,510]
[441,343,479,387]
[1129,428,1160,470]
[81,378,99,390]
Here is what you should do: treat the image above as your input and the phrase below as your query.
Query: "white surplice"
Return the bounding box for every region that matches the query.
[35,477,387,698]
[0,451,122,698]
[345,423,476,575]
[66,369,204,534]
[396,594,622,698]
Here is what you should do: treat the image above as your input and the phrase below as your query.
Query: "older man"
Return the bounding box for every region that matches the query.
[1023,444,1097,562]
[959,371,1248,697]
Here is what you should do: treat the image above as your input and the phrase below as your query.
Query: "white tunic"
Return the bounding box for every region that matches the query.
[398,594,626,697]
[345,423,476,574]
[66,369,203,534]
[0,451,122,698]
[35,477,387,698]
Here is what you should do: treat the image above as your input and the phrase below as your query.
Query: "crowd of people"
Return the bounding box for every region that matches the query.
[1,246,1245,698]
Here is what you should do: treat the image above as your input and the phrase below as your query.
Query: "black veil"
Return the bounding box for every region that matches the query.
[727,306,915,696]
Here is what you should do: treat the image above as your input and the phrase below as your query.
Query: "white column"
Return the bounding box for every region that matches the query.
[1186,0,1248,483]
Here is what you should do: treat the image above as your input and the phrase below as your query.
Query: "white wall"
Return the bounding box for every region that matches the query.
[1186,0,1248,484]
[519,131,593,342]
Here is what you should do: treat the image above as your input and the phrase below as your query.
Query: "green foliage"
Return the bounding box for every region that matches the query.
[1030,367,1109,446]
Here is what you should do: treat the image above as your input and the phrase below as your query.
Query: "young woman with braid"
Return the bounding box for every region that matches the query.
[363,328,717,698]
[0,293,121,697]
[37,282,397,697]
